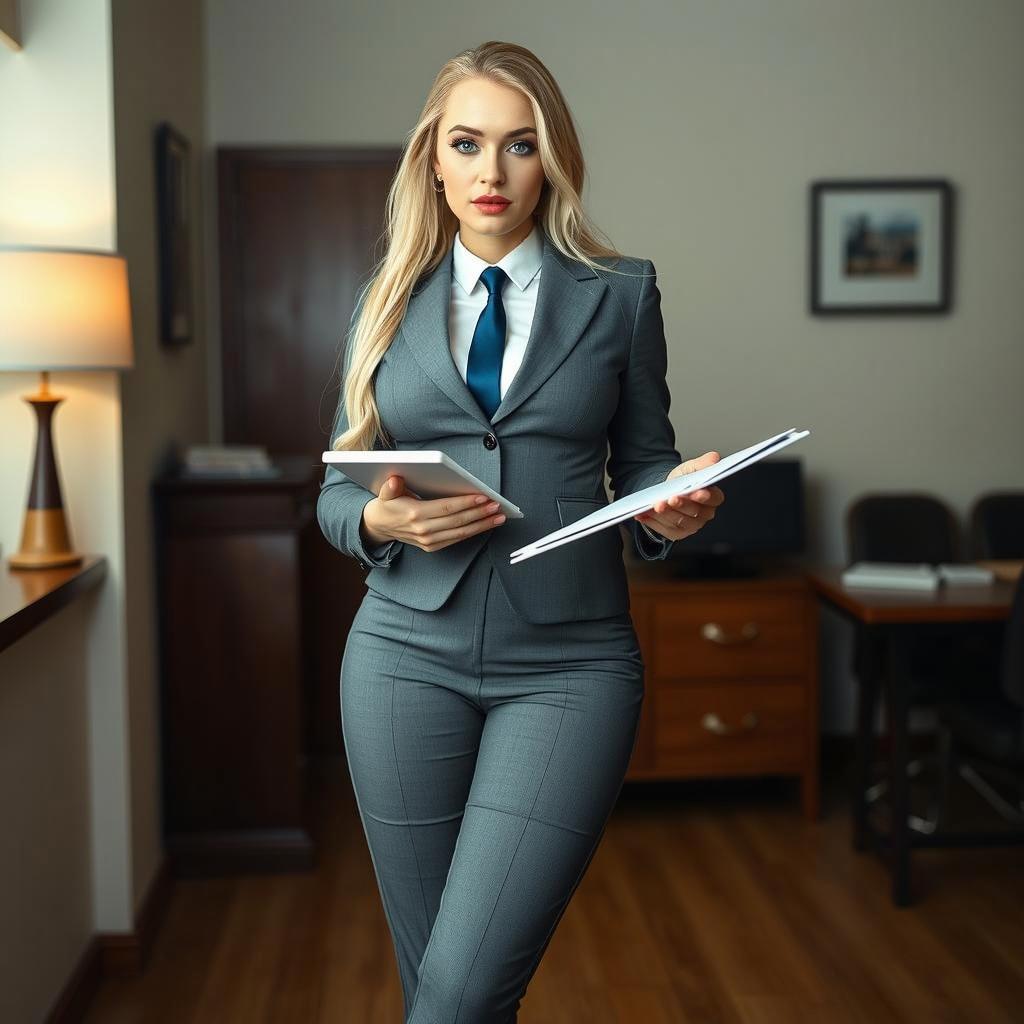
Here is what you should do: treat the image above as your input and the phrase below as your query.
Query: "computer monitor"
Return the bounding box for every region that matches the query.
[667,457,806,578]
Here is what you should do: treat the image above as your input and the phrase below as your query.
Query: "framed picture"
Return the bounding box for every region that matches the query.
[809,178,953,315]
[155,122,193,344]
[0,0,23,51]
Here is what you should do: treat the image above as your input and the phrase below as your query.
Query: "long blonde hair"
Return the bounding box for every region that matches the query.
[331,40,635,452]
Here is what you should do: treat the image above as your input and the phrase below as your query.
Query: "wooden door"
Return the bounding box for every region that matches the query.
[216,146,401,755]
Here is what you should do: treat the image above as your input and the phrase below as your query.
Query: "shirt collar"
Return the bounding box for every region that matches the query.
[452,222,543,296]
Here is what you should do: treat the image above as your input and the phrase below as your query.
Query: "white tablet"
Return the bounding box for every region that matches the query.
[321,450,524,519]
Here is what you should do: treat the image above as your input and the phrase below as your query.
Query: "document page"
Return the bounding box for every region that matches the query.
[509,427,810,565]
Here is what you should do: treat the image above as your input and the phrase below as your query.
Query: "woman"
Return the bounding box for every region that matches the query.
[319,40,724,1023]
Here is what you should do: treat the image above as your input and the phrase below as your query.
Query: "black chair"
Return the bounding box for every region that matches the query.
[970,490,1024,559]
[845,494,998,832]
[925,492,1024,826]
[933,570,1024,827]
[847,494,962,696]
[950,489,1024,692]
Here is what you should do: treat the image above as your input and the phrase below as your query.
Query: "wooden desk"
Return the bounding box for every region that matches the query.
[807,566,1017,906]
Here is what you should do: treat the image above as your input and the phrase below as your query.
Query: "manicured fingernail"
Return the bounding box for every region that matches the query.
[475,495,487,504]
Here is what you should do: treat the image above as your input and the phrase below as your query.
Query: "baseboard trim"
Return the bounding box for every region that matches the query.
[43,937,102,1024]
[45,856,173,1023]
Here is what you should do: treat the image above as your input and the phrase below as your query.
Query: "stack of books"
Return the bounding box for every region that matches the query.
[842,561,996,591]
[182,445,280,478]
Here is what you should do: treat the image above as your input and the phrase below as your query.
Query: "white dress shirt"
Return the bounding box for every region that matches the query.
[449,224,542,400]
[447,224,667,546]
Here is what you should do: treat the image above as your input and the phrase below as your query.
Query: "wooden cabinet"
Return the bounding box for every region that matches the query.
[626,564,820,820]
[153,456,321,875]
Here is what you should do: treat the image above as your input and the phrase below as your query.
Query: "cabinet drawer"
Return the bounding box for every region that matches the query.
[655,681,806,774]
[651,592,806,680]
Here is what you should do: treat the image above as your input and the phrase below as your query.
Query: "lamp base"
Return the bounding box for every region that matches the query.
[7,378,85,571]
[9,508,83,569]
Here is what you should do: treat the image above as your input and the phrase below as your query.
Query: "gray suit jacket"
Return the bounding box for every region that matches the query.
[318,226,682,624]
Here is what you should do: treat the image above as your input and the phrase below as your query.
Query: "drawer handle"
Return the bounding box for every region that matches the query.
[702,711,759,736]
[701,621,760,645]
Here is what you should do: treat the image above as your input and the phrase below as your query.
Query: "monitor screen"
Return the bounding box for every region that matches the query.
[669,457,805,558]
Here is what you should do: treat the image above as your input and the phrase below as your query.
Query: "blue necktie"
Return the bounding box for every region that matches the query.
[466,265,509,419]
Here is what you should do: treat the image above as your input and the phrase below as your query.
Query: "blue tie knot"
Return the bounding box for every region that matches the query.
[480,265,508,297]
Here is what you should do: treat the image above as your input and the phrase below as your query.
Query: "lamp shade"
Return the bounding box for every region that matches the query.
[0,246,134,370]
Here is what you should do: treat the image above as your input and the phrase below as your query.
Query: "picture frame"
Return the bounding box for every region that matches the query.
[809,178,953,315]
[0,0,23,51]
[155,121,193,344]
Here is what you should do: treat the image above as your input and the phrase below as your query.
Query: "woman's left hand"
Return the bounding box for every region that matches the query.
[633,451,725,541]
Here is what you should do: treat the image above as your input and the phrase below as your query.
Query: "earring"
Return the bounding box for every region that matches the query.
[432,174,445,193]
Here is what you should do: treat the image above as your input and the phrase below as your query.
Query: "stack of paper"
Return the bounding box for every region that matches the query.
[842,562,997,591]
[936,564,996,586]
[509,427,811,565]
[183,444,280,477]
[842,562,940,591]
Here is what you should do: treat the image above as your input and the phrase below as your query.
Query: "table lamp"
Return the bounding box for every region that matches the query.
[0,246,134,569]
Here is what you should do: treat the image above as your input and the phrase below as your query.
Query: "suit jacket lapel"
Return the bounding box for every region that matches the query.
[399,227,608,429]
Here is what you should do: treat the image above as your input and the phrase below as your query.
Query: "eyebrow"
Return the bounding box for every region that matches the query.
[446,125,537,139]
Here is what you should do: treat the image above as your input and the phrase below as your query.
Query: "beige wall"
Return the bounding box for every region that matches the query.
[0,0,204,1018]
[206,0,1024,731]
[0,1,125,1018]
[110,0,208,926]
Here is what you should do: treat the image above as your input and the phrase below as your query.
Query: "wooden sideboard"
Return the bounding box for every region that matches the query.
[153,456,321,875]
[625,562,820,820]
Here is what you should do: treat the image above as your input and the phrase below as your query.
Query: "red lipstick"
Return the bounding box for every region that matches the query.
[473,195,511,215]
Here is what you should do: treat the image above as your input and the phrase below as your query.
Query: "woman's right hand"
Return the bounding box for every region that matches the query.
[361,475,507,553]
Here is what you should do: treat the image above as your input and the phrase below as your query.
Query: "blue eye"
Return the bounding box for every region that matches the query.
[449,138,536,156]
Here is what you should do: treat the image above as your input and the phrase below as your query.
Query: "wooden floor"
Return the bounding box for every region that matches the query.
[84,750,1024,1023]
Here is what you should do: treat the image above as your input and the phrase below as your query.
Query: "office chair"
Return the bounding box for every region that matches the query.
[932,569,1024,827]
[954,489,1024,690]
[970,491,1024,559]
[845,494,991,833]
[847,492,962,694]
[923,492,1024,827]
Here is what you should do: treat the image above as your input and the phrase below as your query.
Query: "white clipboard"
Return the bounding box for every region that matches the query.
[321,449,524,519]
[508,427,811,564]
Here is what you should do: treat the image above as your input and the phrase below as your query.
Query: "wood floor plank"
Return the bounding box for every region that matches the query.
[609,827,739,1022]
[82,759,1024,1023]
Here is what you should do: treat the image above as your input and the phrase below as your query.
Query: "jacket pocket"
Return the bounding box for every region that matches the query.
[555,495,618,544]
[555,495,605,525]
[554,496,629,618]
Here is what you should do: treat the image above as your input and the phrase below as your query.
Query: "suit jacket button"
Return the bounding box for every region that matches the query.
[483,432,497,449]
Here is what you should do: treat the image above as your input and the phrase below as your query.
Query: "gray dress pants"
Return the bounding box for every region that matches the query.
[340,545,645,1023]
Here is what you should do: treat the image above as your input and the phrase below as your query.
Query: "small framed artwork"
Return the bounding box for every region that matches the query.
[809,178,953,315]
[155,122,193,344]
[0,0,23,51]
